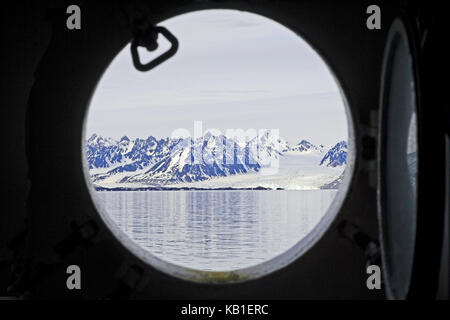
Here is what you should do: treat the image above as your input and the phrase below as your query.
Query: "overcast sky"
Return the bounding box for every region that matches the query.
[85,9,348,146]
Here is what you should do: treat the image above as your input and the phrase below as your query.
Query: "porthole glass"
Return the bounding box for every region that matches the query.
[82,10,353,281]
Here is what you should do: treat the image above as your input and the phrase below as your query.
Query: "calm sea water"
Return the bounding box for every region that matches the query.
[95,190,337,271]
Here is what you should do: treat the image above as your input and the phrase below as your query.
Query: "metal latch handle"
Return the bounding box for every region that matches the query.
[130,26,179,72]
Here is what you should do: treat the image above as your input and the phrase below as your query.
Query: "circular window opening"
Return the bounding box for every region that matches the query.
[82,9,354,282]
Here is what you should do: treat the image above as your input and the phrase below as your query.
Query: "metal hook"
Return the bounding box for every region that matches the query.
[130,26,179,72]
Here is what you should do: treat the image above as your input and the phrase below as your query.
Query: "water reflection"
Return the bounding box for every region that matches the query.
[96,190,336,271]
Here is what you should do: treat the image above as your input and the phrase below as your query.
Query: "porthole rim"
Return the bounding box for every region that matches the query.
[81,8,357,284]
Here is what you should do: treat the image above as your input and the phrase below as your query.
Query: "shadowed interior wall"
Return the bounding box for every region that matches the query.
[0,0,446,300]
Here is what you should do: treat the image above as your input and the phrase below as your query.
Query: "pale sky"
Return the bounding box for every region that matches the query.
[85,9,348,146]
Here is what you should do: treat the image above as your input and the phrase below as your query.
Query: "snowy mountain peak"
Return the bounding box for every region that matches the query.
[298,139,313,148]
[87,133,104,145]
[255,130,289,153]
[87,133,116,147]
[88,133,99,143]
[336,140,347,149]
[320,140,348,167]
[290,139,320,153]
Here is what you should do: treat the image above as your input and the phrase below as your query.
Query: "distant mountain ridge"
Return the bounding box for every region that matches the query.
[319,141,348,167]
[85,132,347,187]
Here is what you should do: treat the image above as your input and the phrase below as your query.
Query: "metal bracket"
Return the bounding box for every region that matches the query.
[131,26,179,72]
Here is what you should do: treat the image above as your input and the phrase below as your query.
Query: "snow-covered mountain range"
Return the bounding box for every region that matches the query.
[85,131,347,189]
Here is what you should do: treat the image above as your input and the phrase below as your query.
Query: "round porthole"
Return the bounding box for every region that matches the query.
[82,9,354,283]
[378,18,419,299]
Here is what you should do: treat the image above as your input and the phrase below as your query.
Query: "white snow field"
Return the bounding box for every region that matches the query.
[165,150,344,190]
[90,147,344,190]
